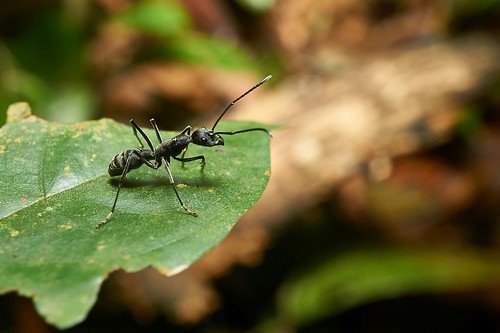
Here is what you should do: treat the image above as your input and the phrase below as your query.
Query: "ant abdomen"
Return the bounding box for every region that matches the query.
[108,149,154,177]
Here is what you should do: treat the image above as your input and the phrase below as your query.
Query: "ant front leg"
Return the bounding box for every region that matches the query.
[175,148,206,171]
[177,126,205,171]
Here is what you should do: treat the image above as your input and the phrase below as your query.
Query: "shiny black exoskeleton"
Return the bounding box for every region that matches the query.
[97,75,272,229]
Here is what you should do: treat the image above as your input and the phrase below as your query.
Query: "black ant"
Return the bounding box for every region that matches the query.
[97,75,272,229]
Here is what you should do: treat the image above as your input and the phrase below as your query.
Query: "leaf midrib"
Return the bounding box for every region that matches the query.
[1,172,109,220]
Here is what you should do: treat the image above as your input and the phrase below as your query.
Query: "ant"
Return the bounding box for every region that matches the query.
[97,75,272,229]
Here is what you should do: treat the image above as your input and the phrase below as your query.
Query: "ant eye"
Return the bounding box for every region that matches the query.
[201,137,207,142]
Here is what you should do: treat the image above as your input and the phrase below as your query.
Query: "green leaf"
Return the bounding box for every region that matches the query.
[278,248,500,326]
[0,102,271,328]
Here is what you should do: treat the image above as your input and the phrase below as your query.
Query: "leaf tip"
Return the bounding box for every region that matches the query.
[6,102,33,123]
[157,264,189,277]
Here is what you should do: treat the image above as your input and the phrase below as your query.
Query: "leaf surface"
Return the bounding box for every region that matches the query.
[0,102,271,328]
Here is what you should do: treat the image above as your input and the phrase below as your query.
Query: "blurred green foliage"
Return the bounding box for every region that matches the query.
[234,0,277,12]
[278,248,500,325]
[116,1,259,69]
[0,0,268,126]
[117,1,190,35]
[0,4,94,125]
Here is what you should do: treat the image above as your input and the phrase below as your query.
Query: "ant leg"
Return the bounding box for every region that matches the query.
[176,126,194,168]
[97,153,135,229]
[130,119,155,151]
[150,120,194,144]
[131,125,144,148]
[150,119,163,144]
[179,126,192,136]
[162,157,198,217]
[173,154,206,171]
[180,147,188,168]
[97,150,158,229]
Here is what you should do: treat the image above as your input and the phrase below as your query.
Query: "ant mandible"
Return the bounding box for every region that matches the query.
[97,75,272,229]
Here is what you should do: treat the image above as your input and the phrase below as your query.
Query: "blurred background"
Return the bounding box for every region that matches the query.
[2,0,500,332]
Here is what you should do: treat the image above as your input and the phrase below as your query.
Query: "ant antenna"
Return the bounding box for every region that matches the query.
[211,75,272,131]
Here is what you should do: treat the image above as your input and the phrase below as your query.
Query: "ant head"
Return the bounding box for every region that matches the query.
[191,75,271,148]
[191,127,224,147]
